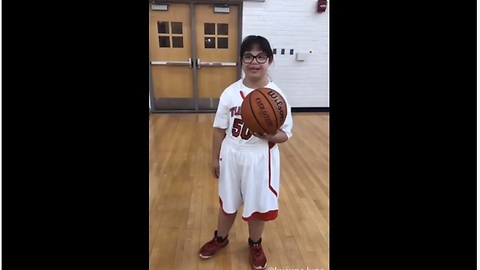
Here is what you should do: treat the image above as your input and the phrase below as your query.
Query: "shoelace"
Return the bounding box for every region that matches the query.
[207,238,222,249]
[251,245,263,259]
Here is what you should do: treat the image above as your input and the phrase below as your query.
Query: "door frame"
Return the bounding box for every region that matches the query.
[149,0,244,113]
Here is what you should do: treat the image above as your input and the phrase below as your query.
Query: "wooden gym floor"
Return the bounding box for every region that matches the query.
[149,112,329,270]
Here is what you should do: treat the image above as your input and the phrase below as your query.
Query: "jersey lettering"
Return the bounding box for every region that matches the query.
[231,118,252,140]
[229,106,242,117]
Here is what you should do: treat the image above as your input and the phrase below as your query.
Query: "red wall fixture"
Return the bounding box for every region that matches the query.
[317,0,327,13]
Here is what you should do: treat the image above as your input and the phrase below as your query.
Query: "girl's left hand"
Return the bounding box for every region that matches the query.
[253,130,277,140]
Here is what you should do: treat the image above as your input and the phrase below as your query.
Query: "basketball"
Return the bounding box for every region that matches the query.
[241,88,288,134]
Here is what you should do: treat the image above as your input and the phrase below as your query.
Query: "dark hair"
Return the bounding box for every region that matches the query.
[240,35,274,63]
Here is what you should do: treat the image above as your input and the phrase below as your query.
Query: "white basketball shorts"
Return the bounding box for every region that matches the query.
[218,138,280,221]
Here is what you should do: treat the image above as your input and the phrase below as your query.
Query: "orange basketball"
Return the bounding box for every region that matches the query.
[241,88,288,134]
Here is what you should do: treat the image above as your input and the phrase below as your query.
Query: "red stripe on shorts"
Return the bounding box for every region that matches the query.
[218,197,236,216]
[242,210,278,221]
[268,142,278,197]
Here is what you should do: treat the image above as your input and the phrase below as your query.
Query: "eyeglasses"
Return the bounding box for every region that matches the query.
[241,53,269,64]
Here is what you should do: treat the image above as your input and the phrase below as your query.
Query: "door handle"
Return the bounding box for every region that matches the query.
[151,59,192,67]
[196,58,237,69]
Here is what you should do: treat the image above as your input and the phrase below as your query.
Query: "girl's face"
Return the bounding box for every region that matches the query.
[241,48,271,81]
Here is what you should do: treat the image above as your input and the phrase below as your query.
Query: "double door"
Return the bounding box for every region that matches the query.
[149,3,240,111]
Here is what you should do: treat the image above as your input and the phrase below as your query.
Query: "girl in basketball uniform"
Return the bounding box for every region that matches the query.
[198,35,293,270]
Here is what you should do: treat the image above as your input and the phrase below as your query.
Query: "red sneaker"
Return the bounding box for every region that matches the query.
[249,238,267,269]
[199,231,229,259]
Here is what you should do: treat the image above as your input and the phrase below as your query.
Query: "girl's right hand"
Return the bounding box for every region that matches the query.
[212,159,220,179]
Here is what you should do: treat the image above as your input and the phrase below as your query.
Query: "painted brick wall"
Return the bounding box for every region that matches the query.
[242,0,329,107]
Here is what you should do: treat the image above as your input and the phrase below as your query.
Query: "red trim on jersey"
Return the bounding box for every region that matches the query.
[268,141,276,149]
[242,210,278,221]
[268,144,278,197]
[219,197,237,216]
[240,91,246,100]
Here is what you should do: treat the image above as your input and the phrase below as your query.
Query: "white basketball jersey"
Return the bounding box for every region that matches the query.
[213,79,293,146]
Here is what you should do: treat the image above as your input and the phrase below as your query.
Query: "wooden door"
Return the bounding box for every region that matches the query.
[149,3,194,110]
[194,4,239,110]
